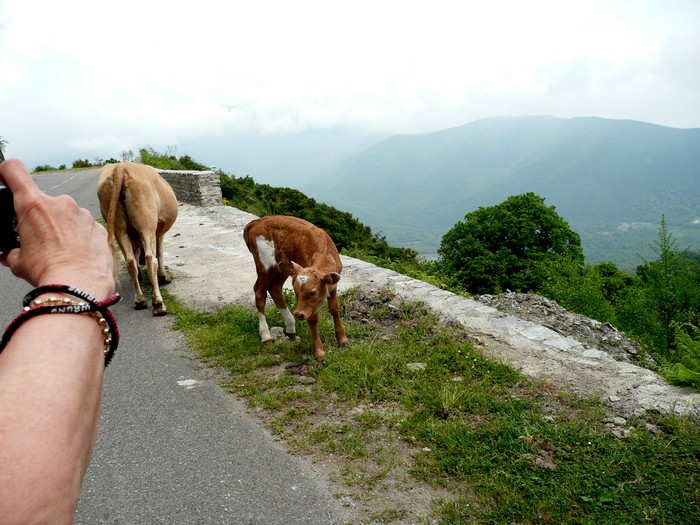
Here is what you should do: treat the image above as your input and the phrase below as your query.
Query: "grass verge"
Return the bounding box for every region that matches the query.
[164,287,699,524]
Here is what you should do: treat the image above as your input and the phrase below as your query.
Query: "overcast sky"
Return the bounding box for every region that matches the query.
[1,0,699,169]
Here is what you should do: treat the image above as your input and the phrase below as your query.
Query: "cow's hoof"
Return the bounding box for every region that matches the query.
[283,331,296,340]
[134,301,148,310]
[263,340,273,346]
[313,350,326,360]
[338,337,350,347]
[152,304,168,317]
[158,275,172,286]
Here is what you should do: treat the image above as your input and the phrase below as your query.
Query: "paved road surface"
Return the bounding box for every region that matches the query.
[0,169,350,525]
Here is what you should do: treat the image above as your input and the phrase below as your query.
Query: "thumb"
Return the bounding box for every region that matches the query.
[3,247,30,283]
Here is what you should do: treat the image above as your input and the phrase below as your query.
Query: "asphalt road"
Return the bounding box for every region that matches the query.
[0,169,350,524]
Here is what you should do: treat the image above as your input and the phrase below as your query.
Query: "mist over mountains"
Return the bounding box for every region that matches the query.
[187,127,386,187]
[295,116,700,270]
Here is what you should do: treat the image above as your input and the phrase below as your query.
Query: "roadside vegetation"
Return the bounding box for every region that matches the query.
[165,286,700,524]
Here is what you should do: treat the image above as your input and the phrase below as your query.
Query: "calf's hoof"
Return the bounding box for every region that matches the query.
[158,274,172,286]
[338,336,350,347]
[152,303,168,317]
[134,300,148,310]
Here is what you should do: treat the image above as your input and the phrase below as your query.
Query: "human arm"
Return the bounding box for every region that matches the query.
[0,159,115,524]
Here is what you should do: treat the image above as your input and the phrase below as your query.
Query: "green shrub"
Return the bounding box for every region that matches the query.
[658,323,700,388]
[71,159,92,169]
[540,256,617,323]
[439,193,583,294]
[34,164,58,172]
[140,147,209,171]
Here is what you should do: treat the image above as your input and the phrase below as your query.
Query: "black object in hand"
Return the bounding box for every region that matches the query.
[0,185,20,254]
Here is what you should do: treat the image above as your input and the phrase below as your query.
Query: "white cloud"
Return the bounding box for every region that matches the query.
[1,0,699,167]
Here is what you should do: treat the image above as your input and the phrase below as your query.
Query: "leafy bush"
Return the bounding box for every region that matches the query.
[439,193,583,294]
[658,323,700,388]
[34,164,58,172]
[139,147,209,171]
[71,159,92,169]
[539,256,617,323]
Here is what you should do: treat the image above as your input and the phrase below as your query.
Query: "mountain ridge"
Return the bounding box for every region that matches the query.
[300,115,700,269]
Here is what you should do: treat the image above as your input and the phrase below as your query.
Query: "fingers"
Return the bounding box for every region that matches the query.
[0,159,42,205]
[0,160,115,298]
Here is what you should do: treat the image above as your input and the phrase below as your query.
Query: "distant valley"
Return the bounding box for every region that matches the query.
[295,116,700,271]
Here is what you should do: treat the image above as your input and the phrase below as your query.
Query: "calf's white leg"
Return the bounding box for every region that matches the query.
[258,312,273,343]
[279,307,296,336]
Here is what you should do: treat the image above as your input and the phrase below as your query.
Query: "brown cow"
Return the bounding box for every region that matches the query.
[97,162,178,316]
[243,215,349,359]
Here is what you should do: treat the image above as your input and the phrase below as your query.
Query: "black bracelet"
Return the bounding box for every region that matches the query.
[0,285,121,366]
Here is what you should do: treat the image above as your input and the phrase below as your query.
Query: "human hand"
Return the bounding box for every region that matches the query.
[0,159,115,300]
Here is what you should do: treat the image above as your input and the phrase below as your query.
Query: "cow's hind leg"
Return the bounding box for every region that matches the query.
[116,230,148,309]
[143,234,167,316]
[328,290,349,347]
[156,233,172,286]
[269,273,295,339]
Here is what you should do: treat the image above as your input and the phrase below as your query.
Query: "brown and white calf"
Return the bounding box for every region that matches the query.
[97,162,178,316]
[243,215,349,359]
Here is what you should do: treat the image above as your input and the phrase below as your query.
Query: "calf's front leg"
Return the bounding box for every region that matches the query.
[306,313,325,360]
[269,275,296,339]
[328,293,349,347]
[253,278,273,343]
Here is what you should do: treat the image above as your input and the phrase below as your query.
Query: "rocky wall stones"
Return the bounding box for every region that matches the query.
[158,169,222,206]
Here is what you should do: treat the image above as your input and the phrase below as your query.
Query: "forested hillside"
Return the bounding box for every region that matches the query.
[302,116,700,269]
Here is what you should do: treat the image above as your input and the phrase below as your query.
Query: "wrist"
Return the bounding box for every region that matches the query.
[37,273,115,301]
[1,284,122,366]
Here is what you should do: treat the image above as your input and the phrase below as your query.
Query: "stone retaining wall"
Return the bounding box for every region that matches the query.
[158,169,222,206]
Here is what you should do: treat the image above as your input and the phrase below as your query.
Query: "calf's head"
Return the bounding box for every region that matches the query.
[289,261,341,321]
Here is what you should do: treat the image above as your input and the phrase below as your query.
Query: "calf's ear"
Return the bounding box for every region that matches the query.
[323,272,341,284]
[278,260,302,276]
[290,261,304,276]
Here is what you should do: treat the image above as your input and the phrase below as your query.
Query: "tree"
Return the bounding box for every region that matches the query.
[539,256,618,323]
[438,192,583,294]
[633,216,700,355]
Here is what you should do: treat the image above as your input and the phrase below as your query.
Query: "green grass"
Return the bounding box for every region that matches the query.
[164,289,700,524]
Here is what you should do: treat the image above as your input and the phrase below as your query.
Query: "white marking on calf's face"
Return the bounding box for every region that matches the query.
[293,271,328,318]
[256,236,276,272]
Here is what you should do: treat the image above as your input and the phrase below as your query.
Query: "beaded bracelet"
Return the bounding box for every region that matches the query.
[0,285,121,366]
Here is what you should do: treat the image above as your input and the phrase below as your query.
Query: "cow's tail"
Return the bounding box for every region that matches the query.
[105,164,127,283]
